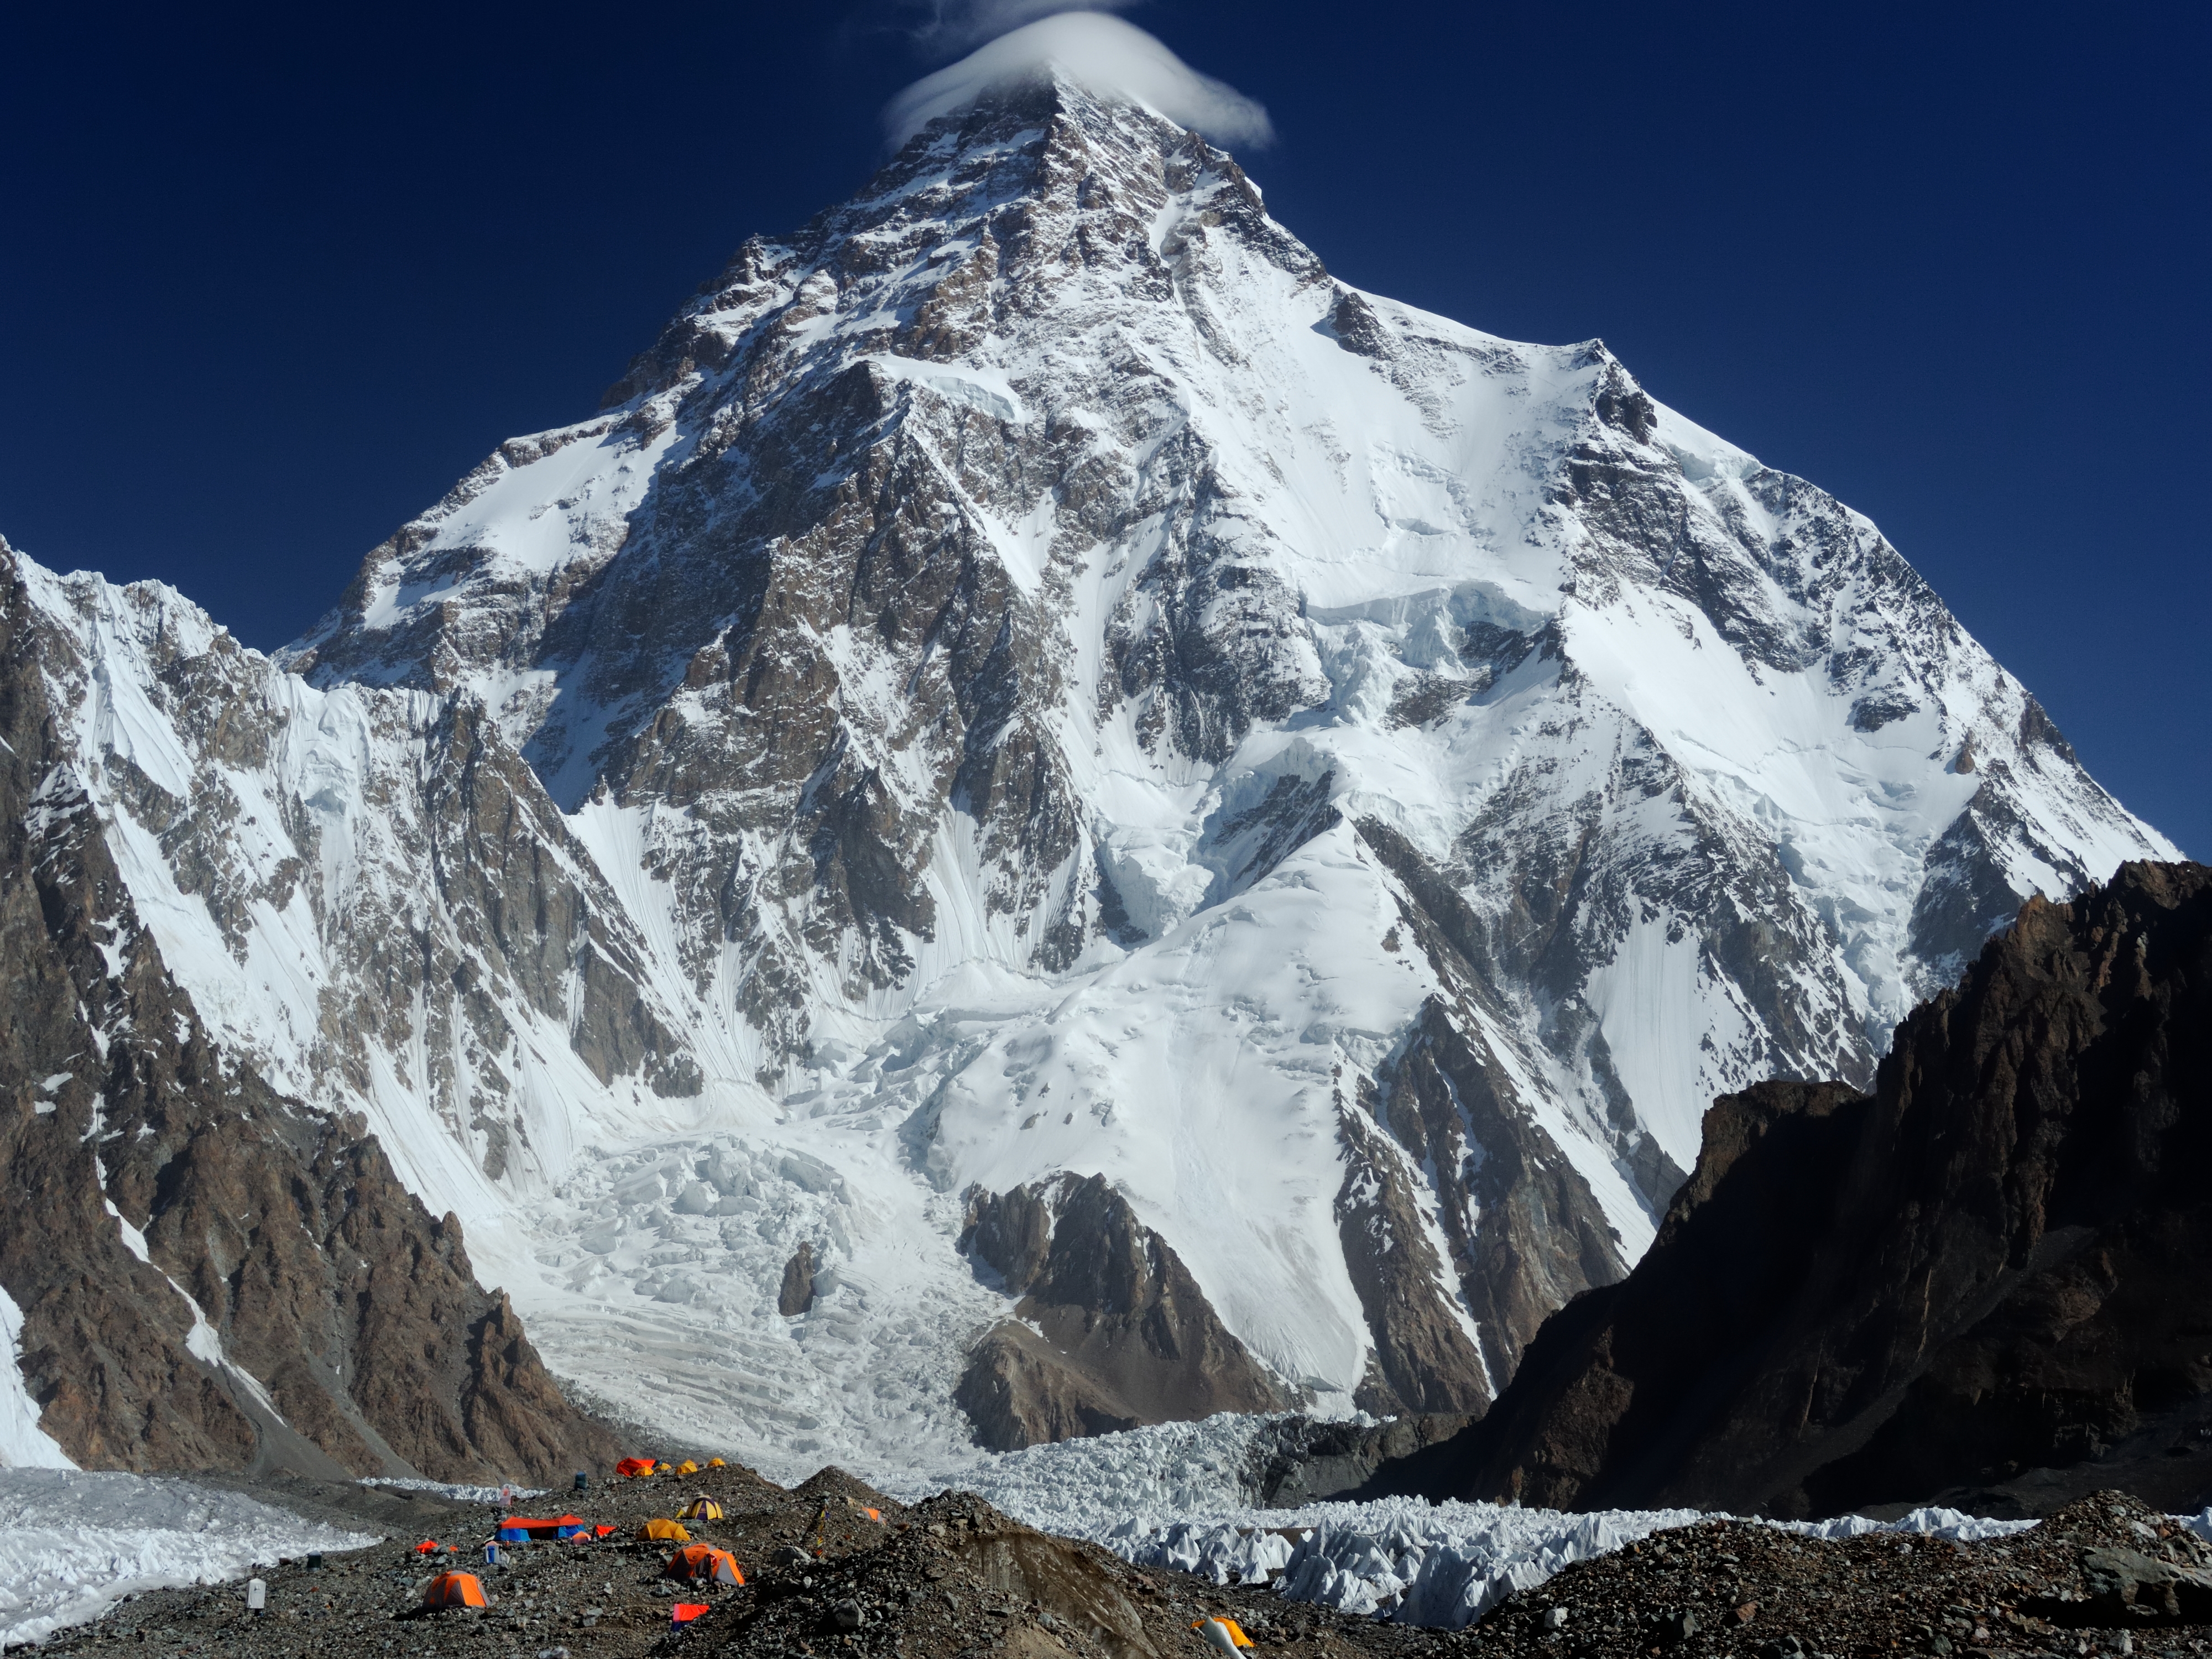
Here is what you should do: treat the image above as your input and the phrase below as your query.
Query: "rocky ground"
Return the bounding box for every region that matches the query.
[1475,1492,2212,1659]
[34,1466,2212,1659]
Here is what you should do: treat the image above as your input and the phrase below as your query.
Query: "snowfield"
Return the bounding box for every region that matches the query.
[0,1470,375,1648]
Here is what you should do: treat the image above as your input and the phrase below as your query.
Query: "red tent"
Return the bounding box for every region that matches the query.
[672,1601,709,1625]
[616,1457,656,1478]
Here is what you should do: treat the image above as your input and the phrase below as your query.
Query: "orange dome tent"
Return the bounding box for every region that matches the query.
[616,1457,656,1478]
[423,1572,489,1609]
[665,1545,743,1585]
[639,1518,692,1542]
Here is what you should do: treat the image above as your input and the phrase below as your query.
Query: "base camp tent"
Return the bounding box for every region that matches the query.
[640,1519,692,1542]
[498,1515,588,1542]
[424,1573,490,1609]
[679,1498,724,1520]
[665,1545,743,1585]
[675,1460,700,1475]
[616,1458,657,1478]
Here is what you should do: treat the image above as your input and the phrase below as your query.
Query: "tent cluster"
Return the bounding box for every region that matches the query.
[411,1480,749,1624]
[615,1454,729,1478]
[496,1515,591,1542]
[496,1514,615,1543]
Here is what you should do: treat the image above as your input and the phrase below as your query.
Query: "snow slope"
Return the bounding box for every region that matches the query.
[0,1290,74,1472]
[2,73,2179,1475]
[0,1470,374,1647]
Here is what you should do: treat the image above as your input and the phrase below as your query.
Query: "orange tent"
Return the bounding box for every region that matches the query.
[665,1545,743,1585]
[672,1602,710,1625]
[616,1457,656,1478]
[1193,1619,1254,1650]
[707,1458,727,1468]
[424,1573,489,1609]
[412,1540,442,1555]
[639,1518,691,1542]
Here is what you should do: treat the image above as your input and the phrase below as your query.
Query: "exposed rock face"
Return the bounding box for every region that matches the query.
[953,1174,1290,1449]
[1404,861,2212,1517]
[0,556,620,1480]
[0,70,2177,1468]
[777,1243,817,1317]
[1241,1412,1478,1507]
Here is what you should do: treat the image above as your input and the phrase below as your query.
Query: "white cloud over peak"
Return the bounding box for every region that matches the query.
[881,13,1275,149]
[901,0,1144,56]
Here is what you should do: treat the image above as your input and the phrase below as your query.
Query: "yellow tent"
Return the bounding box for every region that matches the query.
[675,1459,700,1475]
[680,1498,724,1520]
[639,1519,692,1543]
[707,1457,727,1468]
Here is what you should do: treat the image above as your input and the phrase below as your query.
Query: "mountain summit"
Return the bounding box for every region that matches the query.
[2,77,2174,1477]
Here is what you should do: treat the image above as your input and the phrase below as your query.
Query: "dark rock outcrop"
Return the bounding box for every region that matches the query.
[953,1173,1291,1450]
[1242,1412,1478,1506]
[1396,860,2212,1517]
[0,559,620,1481]
[1335,1098,1494,1415]
[777,1242,817,1316]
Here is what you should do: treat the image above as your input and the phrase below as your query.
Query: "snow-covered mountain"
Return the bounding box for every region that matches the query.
[2,73,2174,1480]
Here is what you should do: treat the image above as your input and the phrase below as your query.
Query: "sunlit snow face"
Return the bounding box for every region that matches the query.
[881,12,1274,147]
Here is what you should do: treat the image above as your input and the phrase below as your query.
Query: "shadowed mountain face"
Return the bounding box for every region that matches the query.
[0,558,620,1480]
[0,69,2178,1471]
[1394,861,2212,1518]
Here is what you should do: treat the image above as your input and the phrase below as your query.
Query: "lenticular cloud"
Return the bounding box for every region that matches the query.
[882,13,1274,148]
[903,0,1144,55]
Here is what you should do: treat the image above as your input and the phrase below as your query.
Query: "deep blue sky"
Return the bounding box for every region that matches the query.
[2,2,2204,854]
